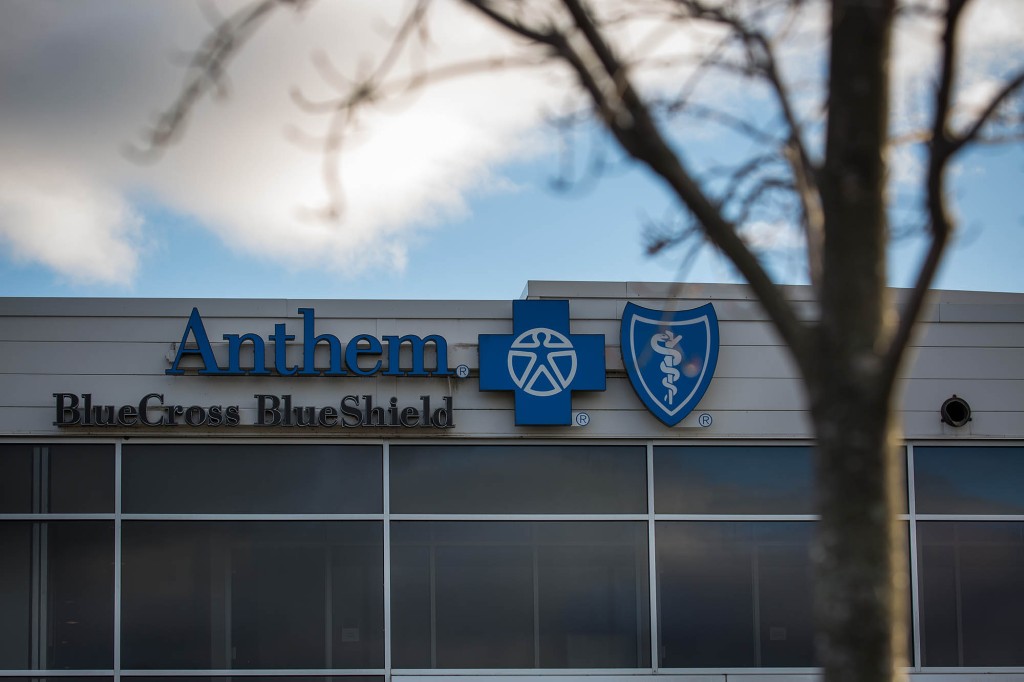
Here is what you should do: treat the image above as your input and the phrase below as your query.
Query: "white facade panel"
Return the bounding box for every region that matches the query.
[0,282,1019,440]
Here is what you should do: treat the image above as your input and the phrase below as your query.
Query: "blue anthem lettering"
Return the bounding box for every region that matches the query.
[166,307,453,377]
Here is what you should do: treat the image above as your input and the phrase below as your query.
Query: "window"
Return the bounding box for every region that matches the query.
[390,444,646,514]
[0,444,115,670]
[657,521,815,667]
[121,678,382,682]
[122,444,381,513]
[653,445,818,668]
[914,445,1024,666]
[389,444,650,669]
[8,439,1019,676]
[121,521,384,669]
[391,521,650,668]
[0,521,114,669]
[918,521,1024,666]
[915,446,1024,514]
[0,444,113,513]
[655,445,814,514]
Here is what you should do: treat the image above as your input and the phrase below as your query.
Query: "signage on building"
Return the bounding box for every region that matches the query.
[621,302,719,426]
[52,393,455,429]
[478,300,606,426]
[166,307,453,377]
[51,298,718,430]
[55,306,458,429]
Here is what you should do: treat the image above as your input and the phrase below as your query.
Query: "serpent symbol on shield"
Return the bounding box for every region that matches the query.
[651,331,683,405]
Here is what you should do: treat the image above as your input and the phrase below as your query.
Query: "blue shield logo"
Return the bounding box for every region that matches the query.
[621,302,719,426]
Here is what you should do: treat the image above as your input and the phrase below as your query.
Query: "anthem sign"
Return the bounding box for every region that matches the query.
[167,307,454,377]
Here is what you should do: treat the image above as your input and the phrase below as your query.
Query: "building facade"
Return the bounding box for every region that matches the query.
[1,281,1022,682]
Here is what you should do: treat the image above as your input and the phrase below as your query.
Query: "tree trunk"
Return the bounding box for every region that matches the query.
[812,1,904,679]
[809,368,908,682]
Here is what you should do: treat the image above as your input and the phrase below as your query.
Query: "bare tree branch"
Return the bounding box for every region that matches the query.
[883,0,1024,389]
[571,0,811,352]
[291,54,550,115]
[303,0,433,218]
[948,68,1024,155]
[128,0,307,161]
[463,0,811,356]
[882,0,969,389]
[707,153,787,195]
[733,176,798,226]
[592,0,815,346]
[674,1,819,172]
[664,100,780,144]
[291,1,556,219]
[659,0,826,287]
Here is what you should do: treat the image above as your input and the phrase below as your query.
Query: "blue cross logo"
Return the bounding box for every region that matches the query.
[479,300,605,425]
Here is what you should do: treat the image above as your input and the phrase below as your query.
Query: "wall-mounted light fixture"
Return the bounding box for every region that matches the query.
[940,395,972,428]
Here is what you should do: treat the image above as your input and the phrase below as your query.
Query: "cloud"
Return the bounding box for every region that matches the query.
[891,0,1024,129]
[0,0,563,284]
[739,220,806,251]
[0,0,1019,287]
[0,164,141,285]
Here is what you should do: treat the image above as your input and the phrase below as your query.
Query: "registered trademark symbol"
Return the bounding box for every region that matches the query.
[698,413,713,428]
[575,412,590,427]
[455,364,470,378]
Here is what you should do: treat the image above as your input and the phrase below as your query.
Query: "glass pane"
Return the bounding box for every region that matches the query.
[657,522,815,667]
[122,675,380,679]
[47,522,115,668]
[122,678,382,682]
[389,445,647,513]
[122,445,382,513]
[390,521,650,669]
[655,446,814,514]
[2,678,111,682]
[918,521,1024,666]
[1,675,111,679]
[0,523,31,667]
[0,444,33,512]
[121,521,383,669]
[0,444,114,513]
[535,523,651,668]
[49,445,115,513]
[0,522,114,669]
[915,446,1024,514]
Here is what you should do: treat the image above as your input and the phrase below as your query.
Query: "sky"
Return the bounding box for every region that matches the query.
[0,0,1021,301]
